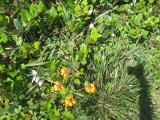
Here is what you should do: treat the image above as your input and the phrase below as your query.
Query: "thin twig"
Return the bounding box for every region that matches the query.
[71,9,113,41]
[94,10,112,21]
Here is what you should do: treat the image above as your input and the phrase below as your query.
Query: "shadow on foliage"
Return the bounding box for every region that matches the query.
[128,63,153,120]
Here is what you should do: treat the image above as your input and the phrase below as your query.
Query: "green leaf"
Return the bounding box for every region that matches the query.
[74,79,80,84]
[51,87,54,92]
[82,0,88,6]
[38,2,46,12]
[143,16,154,25]
[142,30,149,38]
[102,29,110,38]
[21,10,31,22]
[60,88,68,94]
[50,7,57,18]
[32,116,38,120]
[98,17,103,24]
[39,69,45,77]
[16,36,23,46]
[0,45,3,53]
[134,13,143,25]
[33,41,39,49]
[25,23,31,32]
[80,44,88,53]
[20,46,27,58]
[21,64,26,69]
[30,3,37,17]
[92,0,96,3]
[81,59,87,65]
[64,12,70,21]
[149,0,154,3]
[91,27,101,43]
[66,111,74,118]
[40,101,47,106]
[75,5,82,14]
[0,33,8,43]
[7,72,17,77]
[84,81,89,86]
[13,19,23,31]
[67,0,74,8]
[51,60,56,69]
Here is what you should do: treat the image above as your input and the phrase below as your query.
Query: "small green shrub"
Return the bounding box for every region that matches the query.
[0,0,159,119]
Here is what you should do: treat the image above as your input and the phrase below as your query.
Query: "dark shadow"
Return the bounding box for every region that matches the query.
[128,63,153,120]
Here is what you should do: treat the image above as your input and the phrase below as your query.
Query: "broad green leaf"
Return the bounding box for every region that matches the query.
[91,27,101,43]
[75,5,82,14]
[149,0,154,3]
[143,16,154,25]
[84,81,89,86]
[84,5,93,15]
[142,30,149,38]
[21,10,31,22]
[60,88,68,94]
[13,19,23,31]
[40,101,47,106]
[16,36,23,46]
[20,46,27,58]
[30,3,37,17]
[74,79,80,84]
[33,41,39,49]
[51,87,54,92]
[25,23,31,32]
[64,12,70,21]
[92,0,96,3]
[102,29,110,38]
[51,60,55,69]
[0,15,9,25]
[50,7,57,18]
[86,36,94,43]
[21,64,25,69]
[0,63,5,69]
[28,59,35,64]
[80,44,88,53]
[81,59,87,65]
[66,111,74,118]
[98,17,103,24]
[82,0,88,6]
[38,2,46,12]
[0,33,8,43]
[134,13,143,25]
[67,0,74,8]
[7,72,17,77]
[32,115,38,120]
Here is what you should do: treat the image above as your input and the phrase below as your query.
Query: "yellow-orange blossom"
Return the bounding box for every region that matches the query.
[60,68,69,78]
[53,81,64,92]
[85,83,95,93]
[65,96,76,107]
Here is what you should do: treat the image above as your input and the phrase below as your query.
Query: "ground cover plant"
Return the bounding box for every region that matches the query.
[0,0,160,119]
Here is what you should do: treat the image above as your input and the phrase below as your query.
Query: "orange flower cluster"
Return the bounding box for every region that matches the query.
[65,96,76,107]
[85,83,95,93]
[53,81,64,92]
[60,68,69,78]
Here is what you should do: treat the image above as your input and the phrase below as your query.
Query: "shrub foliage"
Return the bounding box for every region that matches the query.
[0,0,160,119]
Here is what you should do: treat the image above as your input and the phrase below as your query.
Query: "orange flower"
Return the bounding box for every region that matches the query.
[60,68,69,78]
[65,96,76,107]
[53,81,64,92]
[85,83,95,93]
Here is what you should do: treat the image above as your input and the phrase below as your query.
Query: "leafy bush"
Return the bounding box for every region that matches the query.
[0,0,160,119]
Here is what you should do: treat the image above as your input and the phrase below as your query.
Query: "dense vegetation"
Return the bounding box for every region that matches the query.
[0,0,160,119]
